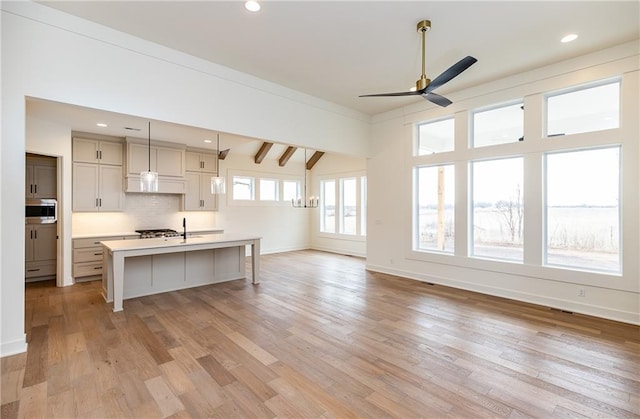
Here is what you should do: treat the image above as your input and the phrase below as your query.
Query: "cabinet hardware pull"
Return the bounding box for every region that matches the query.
[30,230,33,239]
[94,252,102,255]
[35,184,37,194]
[94,267,101,270]
[27,269,40,272]
[96,198,99,207]
[99,198,102,207]
[96,150,99,160]
[34,230,37,239]
[93,241,100,244]
[30,184,33,193]
[99,150,102,159]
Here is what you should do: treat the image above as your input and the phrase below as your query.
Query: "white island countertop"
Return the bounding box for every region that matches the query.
[102,233,261,312]
[101,233,259,252]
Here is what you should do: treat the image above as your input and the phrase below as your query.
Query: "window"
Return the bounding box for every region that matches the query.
[259,178,278,201]
[414,165,455,253]
[545,147,620,272]
[546,80,620,137]
[360,176,367,236]
[472,157,524,261]
[232,176,254,200]
[472,102,524,147]
[282,180,300,202]
[320,175,366,237]
[321,180,335,233]
[340,178,357,234]
[416,117,455,155]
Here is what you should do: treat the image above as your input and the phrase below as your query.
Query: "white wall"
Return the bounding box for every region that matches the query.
[1,2,370,356]
[367,41,640,325]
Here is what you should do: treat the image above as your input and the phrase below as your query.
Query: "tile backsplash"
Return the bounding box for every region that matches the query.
[72,193,218,235]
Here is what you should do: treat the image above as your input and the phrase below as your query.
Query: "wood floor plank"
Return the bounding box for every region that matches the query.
[144,375,185,418]
[22,325,48,388]
[5,250,639,419]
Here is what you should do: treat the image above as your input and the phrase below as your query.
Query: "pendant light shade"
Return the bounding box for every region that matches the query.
[210,133,226,194]
[140,121,158,192]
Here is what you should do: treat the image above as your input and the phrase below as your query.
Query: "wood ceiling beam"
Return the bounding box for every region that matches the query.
[306,151,325,170]
[254,142,273,164]
[278,146,297,167]
[218,148,230,160]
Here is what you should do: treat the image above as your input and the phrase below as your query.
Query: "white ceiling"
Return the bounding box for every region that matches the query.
[27,1,640,155]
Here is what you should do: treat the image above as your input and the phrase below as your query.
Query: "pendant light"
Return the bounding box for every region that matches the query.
[210,133,226,194]
[292,149,318,208]
[140,121,159,192]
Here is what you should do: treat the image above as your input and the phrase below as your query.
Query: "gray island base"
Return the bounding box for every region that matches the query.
[101,233,261,311]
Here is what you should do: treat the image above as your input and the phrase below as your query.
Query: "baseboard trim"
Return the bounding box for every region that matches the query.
[1,335,27,358]
[366,263,640,326]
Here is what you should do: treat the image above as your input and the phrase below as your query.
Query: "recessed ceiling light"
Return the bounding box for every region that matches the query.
[204,140,212,143]
[245,1,260,12]
[561,34,578,43]
[96,122,107,127]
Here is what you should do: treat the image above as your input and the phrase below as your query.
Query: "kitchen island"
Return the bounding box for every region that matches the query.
[101,233,261,312]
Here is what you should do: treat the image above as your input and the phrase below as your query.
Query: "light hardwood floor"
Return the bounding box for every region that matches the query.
[2,250,639,418]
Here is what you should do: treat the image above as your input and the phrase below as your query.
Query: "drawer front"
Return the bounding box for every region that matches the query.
[74,237,108,249]
[74,261,103,277]
[74,235,139,248]
[74,247,103,263]
[26,261,56,278]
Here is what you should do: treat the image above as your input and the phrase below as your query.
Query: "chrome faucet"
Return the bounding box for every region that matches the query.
[182,217,187,240]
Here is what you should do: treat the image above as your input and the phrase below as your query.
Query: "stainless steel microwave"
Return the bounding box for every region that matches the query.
[26,198,57,224]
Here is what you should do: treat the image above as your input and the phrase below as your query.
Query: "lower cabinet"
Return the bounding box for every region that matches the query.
[73,235,138,282]
[25,224,57,281]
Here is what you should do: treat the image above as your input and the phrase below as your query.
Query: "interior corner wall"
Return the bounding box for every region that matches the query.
[0,2,370,356]
[366,41,640,325]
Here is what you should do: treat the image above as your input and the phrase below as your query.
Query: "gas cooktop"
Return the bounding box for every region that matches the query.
[135,229,180,239]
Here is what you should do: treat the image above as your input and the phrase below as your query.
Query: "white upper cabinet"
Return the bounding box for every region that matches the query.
[183,172,217,211]
[72,138,124,212]
[26,157,57,199]
[126,140,185,177]
[186,151,217,173]
[73,137,123,165]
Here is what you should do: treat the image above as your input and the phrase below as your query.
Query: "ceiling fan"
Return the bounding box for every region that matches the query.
[359,20,477,107]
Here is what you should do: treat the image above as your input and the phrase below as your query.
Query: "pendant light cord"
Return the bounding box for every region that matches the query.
[147,121,151,172]
[216,134,220,177]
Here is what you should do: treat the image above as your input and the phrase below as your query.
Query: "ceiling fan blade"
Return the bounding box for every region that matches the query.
[359,90,422,98]
[425,56,477,93]
[422,92,452,107]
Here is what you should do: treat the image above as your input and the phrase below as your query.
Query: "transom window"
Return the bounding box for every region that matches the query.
[546,79,620,137]
[416,117,455,155]
[472,101,524,147]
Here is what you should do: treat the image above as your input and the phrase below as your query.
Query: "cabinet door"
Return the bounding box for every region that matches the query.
[157,147,184,177]
[25,226,34,262]
[33,224,57,261]
[73,163,99,211]
[25,165,35,197]
[33,164,57,198]
[99,165,124,211]
[99,141,123,166]
[127,143,156,175]
[200,153,217,173]
[201,175,217,211]
[185,152,202,172]
[73,138,100,163]
[184,172,202,211]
